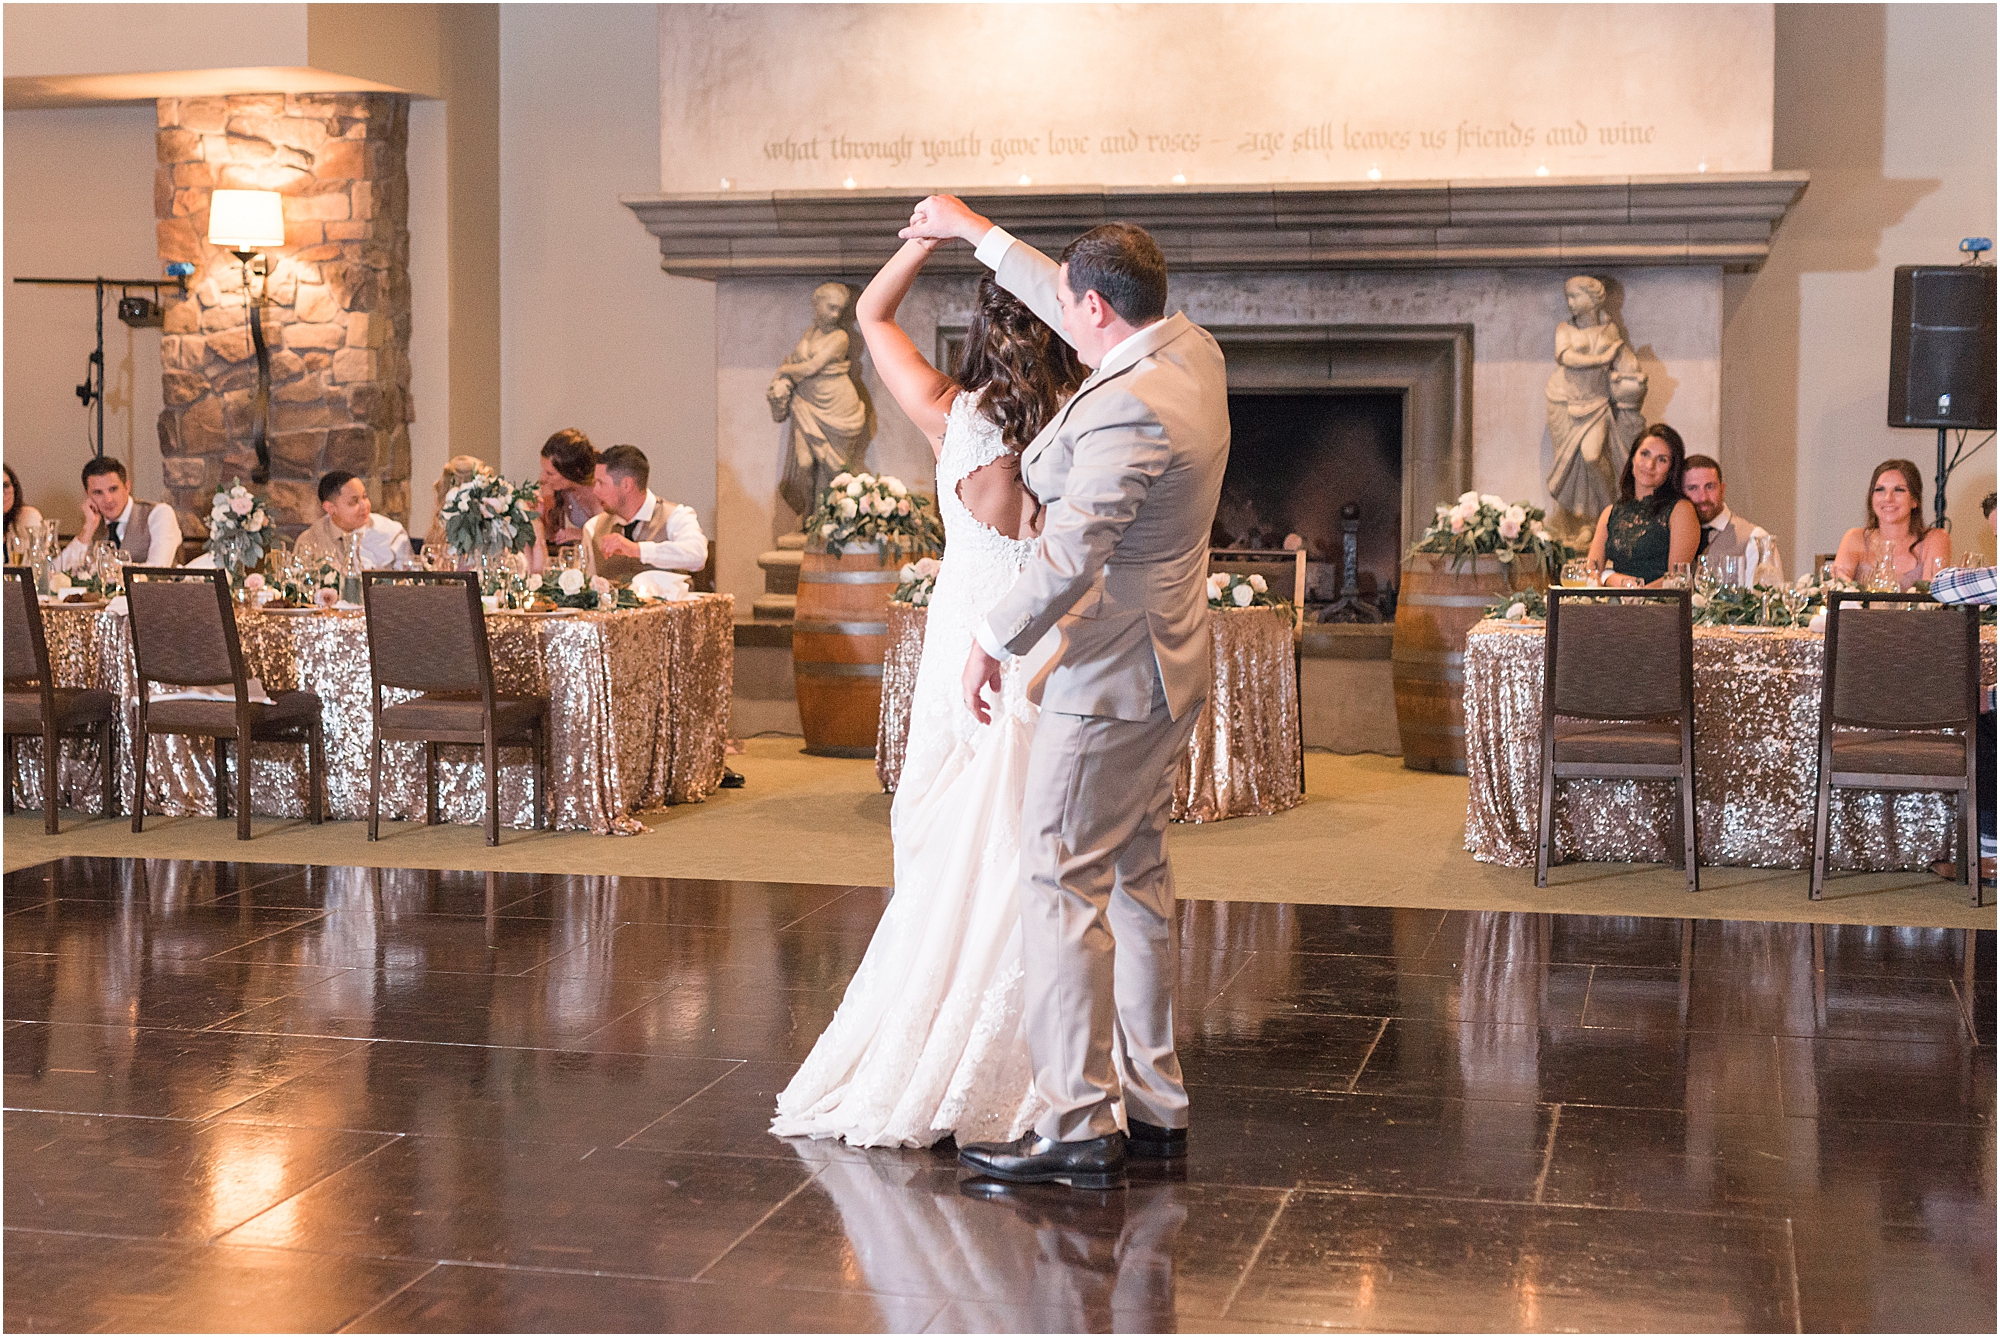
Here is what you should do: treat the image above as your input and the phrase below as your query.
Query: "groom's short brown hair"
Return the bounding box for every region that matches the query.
[1060,223,1167,325]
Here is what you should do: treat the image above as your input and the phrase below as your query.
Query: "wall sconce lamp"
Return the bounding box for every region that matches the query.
[207,190,285,483]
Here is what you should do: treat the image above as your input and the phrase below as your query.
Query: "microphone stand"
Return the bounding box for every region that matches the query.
[10,275,187,459]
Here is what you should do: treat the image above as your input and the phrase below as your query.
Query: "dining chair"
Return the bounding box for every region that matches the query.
[1536,588,1698,892]
[360,571,548,846]
[3,565,117,833]
[1811,591,1980,905]
[124,566,325,840]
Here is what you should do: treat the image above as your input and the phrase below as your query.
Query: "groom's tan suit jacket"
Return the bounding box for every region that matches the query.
[983,243,1231,722]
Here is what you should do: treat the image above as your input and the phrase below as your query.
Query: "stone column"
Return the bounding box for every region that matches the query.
[154,92,413,532]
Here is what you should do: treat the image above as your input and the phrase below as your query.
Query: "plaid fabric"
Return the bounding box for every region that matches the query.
[1932,564,1998,605]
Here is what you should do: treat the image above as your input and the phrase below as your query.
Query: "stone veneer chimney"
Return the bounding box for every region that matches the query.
[153,92,413,531]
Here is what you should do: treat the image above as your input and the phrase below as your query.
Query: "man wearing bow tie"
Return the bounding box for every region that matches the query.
[582,443,708,583]
[59,456,181,571]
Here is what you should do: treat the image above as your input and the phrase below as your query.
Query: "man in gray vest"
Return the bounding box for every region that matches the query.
[1682,454,1779,580]
[581,444,708,585]
[59,456,181,572]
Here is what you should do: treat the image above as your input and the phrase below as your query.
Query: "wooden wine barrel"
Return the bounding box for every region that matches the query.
[1391,552,1547,774]
[793,544,910,758]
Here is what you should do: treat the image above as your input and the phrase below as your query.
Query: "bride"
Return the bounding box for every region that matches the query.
[771,236,1084,1148]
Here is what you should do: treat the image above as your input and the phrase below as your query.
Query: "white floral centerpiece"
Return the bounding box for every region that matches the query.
[891,556,941,606]
[439,469,542,560]
[1207,570,1289,612]
[804,471,944,560]
[205,479,274,580]
[1411,491,1569,576]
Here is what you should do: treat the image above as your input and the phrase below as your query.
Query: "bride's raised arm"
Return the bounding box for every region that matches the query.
[856,239,958,457]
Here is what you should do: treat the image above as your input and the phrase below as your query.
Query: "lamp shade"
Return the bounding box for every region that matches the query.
[207,190,285,250]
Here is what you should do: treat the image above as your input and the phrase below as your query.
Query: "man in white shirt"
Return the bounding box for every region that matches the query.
[59,456,181,571]
[582,444,708,583]
[292,471,414,570]
[1683,454,1779,580]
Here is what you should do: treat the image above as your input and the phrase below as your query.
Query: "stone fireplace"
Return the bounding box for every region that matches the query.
[625,174,1804,741]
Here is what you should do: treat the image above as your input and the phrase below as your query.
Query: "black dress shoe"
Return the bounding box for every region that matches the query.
[958,1131,1127,1190]
[1127,1119,1187,1160]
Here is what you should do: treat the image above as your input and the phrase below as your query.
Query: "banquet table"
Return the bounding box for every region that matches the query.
[1464,619,1998,870]
[877,603,1302,823]
[9,594,735,835]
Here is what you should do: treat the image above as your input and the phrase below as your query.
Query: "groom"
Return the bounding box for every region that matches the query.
[902,195,1229,1189]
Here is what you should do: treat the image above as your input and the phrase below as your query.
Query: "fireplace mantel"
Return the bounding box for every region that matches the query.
[623,172,1807,279]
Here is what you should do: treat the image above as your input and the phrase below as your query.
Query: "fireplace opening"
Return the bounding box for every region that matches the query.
[1213,391,1403,620]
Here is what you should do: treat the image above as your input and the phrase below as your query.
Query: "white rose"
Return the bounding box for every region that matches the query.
[1480,493,1505,510]
[1505,601,1527,620]
[1248,574,1268,593]
[557,568,586,595]
[591,575,611,594]
[1207,572,1227,595]
[1459,490,1480,507]
[1232,582,1254,606]
[1499,506,1525,540]
[914,557,941,578]
[885,477,908,498]
[900,563,918,582]
[856,473,876,488]
[838,497,858,519]
[820,523,836,538]
[1690,592,1709,609]
[829,472,853,489]
[846,481,864,498]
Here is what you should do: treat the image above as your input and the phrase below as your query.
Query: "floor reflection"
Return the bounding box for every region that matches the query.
[4,858,1993,1333]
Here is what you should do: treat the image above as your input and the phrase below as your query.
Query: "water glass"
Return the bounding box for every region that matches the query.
[1559,557,1593,588]
[1661,561,1692,589]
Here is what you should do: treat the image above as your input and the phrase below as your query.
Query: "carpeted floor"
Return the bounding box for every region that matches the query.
[5,739,1992,930]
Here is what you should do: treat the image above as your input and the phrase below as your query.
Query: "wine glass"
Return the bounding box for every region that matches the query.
[1560,557,1593,588]
[1661,561,1692,590]
[1781,585,1809,628]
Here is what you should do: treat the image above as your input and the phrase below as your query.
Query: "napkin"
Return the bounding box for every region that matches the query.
[630,570,692,602]
[104,595,128,616]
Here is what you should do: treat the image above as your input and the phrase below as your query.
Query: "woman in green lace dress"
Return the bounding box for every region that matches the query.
[1586,423,1699,586]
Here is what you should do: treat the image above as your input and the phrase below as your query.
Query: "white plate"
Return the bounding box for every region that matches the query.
[490,607,579,618]
[255,605,330,615]
[40,597,105,611]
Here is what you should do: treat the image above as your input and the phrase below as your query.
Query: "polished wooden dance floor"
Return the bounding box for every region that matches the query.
[5,858,1993,1332]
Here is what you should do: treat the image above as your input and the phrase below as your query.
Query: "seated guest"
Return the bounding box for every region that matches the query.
[583,444,707,583]
[4,463,44,549]
[538,428,601,549]
[58,456,180,571]
[1830,458,1952,588]
[1682,453,1780,581]
[293,471,414,570]
[1587,422,1699,586]
[1928,490,1995,887]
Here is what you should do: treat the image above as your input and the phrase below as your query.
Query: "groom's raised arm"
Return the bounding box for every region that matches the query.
[902,196,1076,351]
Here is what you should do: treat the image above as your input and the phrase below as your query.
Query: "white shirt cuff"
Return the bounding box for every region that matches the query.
[973,225,1016,271]
[973,618,1007,659]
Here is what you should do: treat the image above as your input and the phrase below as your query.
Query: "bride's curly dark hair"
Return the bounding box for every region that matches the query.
[954,274,1086,452]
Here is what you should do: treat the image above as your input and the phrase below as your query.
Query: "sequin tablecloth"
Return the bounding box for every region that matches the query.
[1464,620,1997,869]
[874,604,1302,823]
[10,595,734,835]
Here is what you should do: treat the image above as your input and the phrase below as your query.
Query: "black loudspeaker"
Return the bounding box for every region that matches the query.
[1887,265,1996,430]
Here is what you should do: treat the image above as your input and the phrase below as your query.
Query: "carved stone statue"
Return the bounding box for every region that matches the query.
[1544,275,1648,528]
[771,281,873,518]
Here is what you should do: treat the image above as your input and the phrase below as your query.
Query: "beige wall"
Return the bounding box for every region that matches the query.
[662,3,1774,191]
[498,4,715,527]
[3,105,167,532]
[1723,3,1998,568]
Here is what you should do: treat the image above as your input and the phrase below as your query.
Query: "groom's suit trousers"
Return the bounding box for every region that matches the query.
[1020,679,1200,1143]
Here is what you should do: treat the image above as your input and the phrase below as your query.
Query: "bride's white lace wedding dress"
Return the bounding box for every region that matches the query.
[772,391,1051,1148]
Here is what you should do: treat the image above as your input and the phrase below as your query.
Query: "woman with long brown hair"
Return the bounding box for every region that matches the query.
[773,236,1085,1150]
[1831,459,1952,588]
